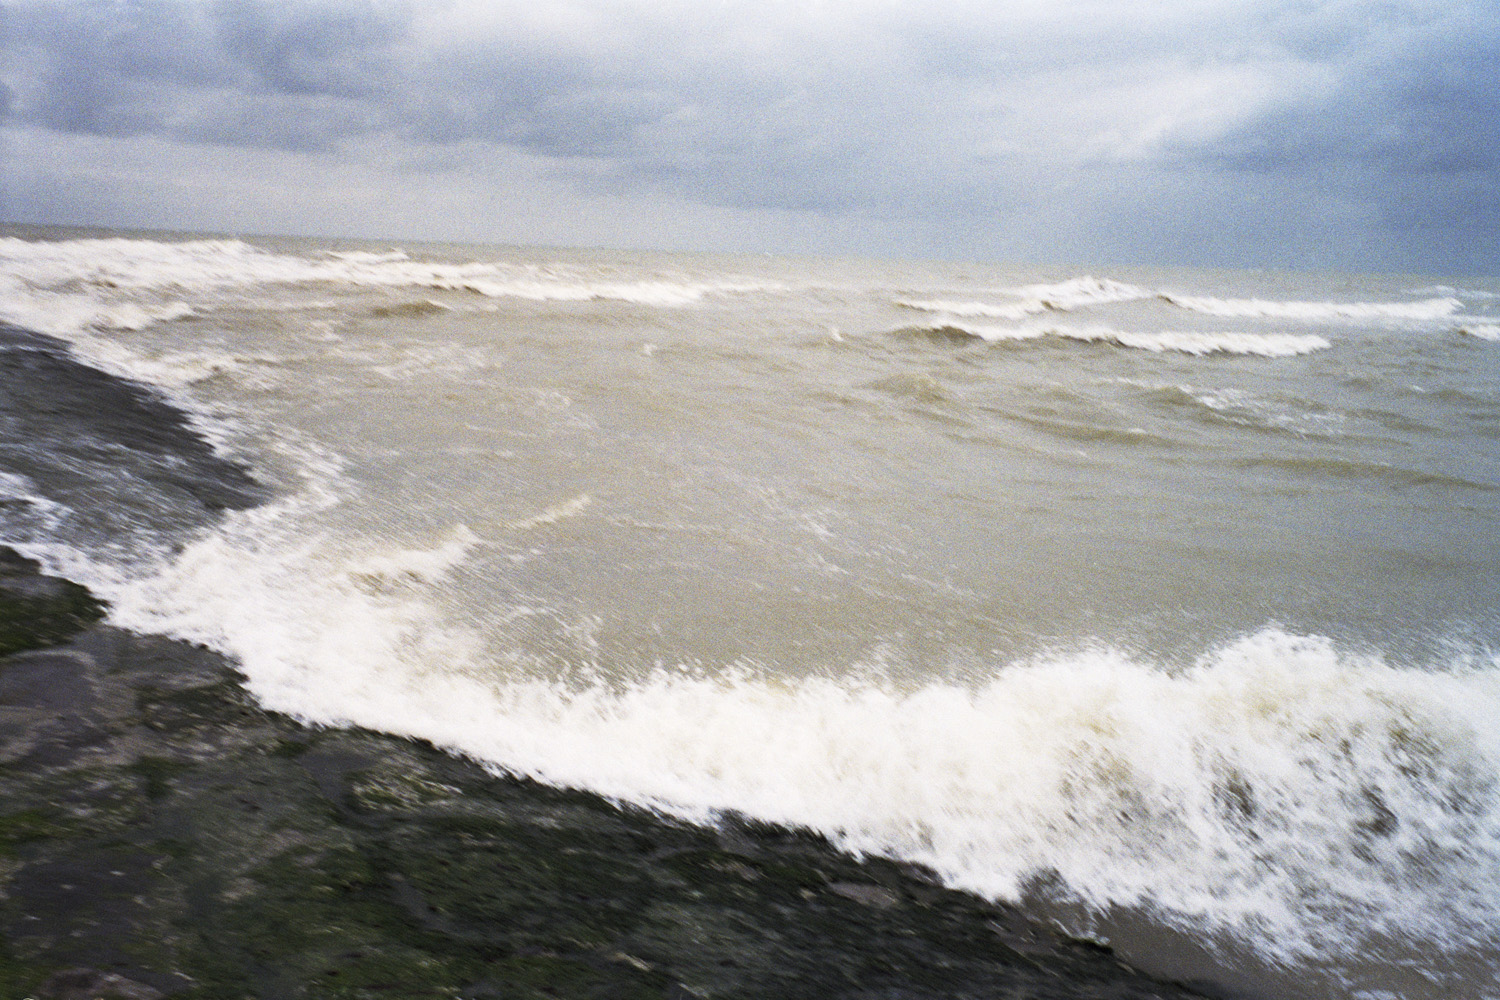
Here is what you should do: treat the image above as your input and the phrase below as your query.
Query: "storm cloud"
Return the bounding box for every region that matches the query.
[3,0,1497,273]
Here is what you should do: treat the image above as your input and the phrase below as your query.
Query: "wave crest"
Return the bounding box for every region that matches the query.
[88,511,1500,967]
[898,322,1331,357]
[0,236,776,338]
[894,276,1151,321]
[1160,293,1463,323]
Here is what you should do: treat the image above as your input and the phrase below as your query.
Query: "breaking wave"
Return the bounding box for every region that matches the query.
[1160,293,1463,323]
[0,236,777,338]
[895,277,1152,320]
[895,276,1461,331]
[898,321,1331,357]
[55,513,1500,969]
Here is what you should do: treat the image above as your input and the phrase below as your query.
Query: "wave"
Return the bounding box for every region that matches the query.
[74,342,286,391]
[1459,323,1500,342]
[451,277,740,307]
[0,310,285,396]
[11,363,1485,972]
[0,236,775,338]
[1410,285,1500,300]
[894,277,1152,321]
[1159,292,1463,323]
[898,321,1331,357]
[366,341,501,383]
[1144,384,1351,439]
[368,298,453,319]
[1012,275,1154,309]
[328,249,412,264]
[1233,454,1498,492]
[347,524,484,595]
[505,494,594,531]
[0,271,197,339]
[896,278,1458,331]
[59,510,1500,968]
[895,298,1049,321]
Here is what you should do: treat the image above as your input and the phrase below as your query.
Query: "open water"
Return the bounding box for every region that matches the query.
[2,224,1498,999]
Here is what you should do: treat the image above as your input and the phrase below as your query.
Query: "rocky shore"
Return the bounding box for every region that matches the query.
[0,548,1214,1000]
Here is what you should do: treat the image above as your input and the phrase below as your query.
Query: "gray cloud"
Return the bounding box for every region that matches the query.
[1206,8,1500,174]
[3,0,1497,272]
[212,0,406,99]
[3,1,403,149]
[1189,4,1500,270]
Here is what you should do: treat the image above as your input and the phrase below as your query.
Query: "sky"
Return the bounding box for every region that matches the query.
[2,0,1497,275]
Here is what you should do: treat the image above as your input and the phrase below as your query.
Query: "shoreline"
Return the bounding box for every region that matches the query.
[0,549,1215,999]
[0,315,1223,999]
[2,230,1496,1000]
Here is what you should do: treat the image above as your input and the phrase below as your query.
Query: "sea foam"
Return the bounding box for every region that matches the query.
[894,276,1152,320]
[892,272,1464,330]
[0,237,774,339]
[1013,275,1154,308]
[8,233,1499,988]
[1160,293,1463,323]
[41,492,1494,970]
[905,321,1331,357]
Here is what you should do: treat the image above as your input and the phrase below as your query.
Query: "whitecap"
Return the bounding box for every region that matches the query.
[905,321,1331,357]
[894,298,1049,321]
[85,506,1500,970]
[1012,275,1154,309]
[894,277,1151,321]
[1160,293,1462,323]
[0,236,775,326]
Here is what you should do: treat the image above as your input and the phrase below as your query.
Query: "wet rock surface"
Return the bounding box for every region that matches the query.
[0,325,267,519]
[0,555,1210,999]
[0,550,105,659]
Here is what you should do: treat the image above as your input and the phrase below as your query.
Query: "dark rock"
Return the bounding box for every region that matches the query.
[0,569,1212,999]
[828,883,902,909]
[38,968,165,1000]
[0,325,267,515]
[0,548,105,657]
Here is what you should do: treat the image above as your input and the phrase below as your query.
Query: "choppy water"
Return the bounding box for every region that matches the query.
[2,225,1498,999]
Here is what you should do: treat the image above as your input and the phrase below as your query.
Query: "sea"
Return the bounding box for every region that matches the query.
[1,224,1497,999]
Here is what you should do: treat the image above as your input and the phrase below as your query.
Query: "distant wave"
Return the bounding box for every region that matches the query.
[1014,275,1155,308]
[895,298,1048,321]
[1459,323,1500,342]
[1159,292,1463,323]
[895,276,1151,321]
[1233,454,1498,492]
[1145,384,1351,439]
[451,277,745,307]
[327,249,411,264]
[0,236,776,338]
[1410,284,1500,300]
[898,321,1331,357]
[368,298,453,318]
[896,275,1455,328]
